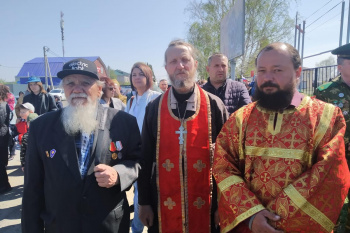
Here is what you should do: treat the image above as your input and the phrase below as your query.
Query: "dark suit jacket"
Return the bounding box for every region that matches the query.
[22,105,141,233]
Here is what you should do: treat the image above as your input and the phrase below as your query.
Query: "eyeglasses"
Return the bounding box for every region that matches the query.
[108,87,116,91]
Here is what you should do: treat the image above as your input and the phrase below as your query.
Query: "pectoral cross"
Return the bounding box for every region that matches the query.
[175,123,187,145]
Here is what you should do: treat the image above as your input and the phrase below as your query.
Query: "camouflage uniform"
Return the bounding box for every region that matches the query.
[314,75,350,233]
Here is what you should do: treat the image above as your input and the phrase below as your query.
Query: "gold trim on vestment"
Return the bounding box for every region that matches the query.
[183,121,188,233]
[284,185,334,232]
[235,108,245,160]
[217,176,244,192]
[204,89,213,233]
[156,93,165,233]
[267,112,283,135]
[221,204,265,233]
[313,103,335,152]
[245,146,310,162]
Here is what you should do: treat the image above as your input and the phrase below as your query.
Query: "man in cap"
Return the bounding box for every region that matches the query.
[202,53,251,115]
[138,40,228,233]
[314,43,350,232]
[22,58,142,233]
[214,42,350,233]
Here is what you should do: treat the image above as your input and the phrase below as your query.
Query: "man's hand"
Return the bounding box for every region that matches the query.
[139,205,154,228]
[251,210,283,233]
[94,164,119,188]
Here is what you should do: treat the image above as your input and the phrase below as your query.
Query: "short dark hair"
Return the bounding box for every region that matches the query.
[207,53,228,66]
[129,62,154,91]
[256,42,301,70]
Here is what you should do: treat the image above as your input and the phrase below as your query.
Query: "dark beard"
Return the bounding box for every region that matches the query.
[253,81,295,111]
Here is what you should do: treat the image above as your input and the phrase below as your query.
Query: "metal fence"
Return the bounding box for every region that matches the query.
[299,65,338,96]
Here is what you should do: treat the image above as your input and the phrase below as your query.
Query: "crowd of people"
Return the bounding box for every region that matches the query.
[0,39,350,233]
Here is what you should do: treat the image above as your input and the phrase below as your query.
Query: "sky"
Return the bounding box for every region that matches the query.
[0,0,348,83]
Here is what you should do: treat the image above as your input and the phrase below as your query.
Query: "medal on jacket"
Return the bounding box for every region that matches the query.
[109,142,118,160]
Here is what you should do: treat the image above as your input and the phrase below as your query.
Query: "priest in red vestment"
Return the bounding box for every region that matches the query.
[213,42,350,233]
[138,40,229,233]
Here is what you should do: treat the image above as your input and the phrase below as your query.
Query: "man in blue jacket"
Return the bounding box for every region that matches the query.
[202,53,251,115]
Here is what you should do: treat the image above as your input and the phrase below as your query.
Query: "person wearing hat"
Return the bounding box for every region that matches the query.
[22,58,141,233]
[20,112,38,171]
[23,76,57,115]
[14,102,35,146]
[314,43,350,232]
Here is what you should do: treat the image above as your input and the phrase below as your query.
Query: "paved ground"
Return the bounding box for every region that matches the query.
[0,147,147,232]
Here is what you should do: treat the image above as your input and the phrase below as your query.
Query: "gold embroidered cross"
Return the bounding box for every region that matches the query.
[193,160,206,172]
[164,197,176,210]
[193,197,205,209]
[162,159,174,172]
[282,131,303,148]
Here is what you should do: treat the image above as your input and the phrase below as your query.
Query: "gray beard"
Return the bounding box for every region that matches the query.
[61,97,98,135]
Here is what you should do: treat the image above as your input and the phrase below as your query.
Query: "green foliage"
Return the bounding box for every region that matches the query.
[315,56,336,67]
[0,79,6,84]
[186,0,294,79]
[108,66,118,80]
[147,63,157,82]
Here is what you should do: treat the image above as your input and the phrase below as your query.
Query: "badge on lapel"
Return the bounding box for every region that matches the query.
[46,149,56,158]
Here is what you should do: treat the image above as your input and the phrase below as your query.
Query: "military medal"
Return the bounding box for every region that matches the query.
[115,141,123,151]
[339,93,345,98]
[45,151,49,158]
[110,142,118,160]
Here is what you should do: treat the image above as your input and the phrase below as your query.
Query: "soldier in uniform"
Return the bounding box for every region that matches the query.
[314,43,350,233]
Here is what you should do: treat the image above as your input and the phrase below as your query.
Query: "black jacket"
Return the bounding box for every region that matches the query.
[202,78,251,115]
[23,92,57,115]
[22,106,142,233]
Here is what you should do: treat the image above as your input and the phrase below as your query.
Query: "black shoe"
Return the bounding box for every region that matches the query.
[0,186,12,195]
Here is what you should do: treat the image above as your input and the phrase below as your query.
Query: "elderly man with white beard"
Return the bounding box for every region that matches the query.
[21,58,142,233]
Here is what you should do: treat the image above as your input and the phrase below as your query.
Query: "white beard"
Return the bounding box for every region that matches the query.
[61,93,99,135]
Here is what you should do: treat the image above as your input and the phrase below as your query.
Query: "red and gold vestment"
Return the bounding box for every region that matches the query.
[156,86,213,233]
[213,96,350,233]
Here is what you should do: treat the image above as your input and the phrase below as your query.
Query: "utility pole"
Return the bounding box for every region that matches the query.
[43,46,54,90]
[340,0,345,46]
[43,46,48,89]
[301,21,306,65]
[347,0,350,43]
[297,23,301,51]
[294,12,298,48]
[60,11,65,57]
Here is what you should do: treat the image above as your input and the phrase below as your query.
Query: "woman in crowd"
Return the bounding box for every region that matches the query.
[100,76,126,111]
[0,85,12,194]
[126,62,161,233]
[23,76,57,115]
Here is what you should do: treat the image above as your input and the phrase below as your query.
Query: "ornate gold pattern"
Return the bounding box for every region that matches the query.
[193,197,205,209]
[284,185,334,232]
[218,176,244,192]
[245,146,307,161]
[267,112,283,135]
[193,160,206,172]
[221,204,265,233]
[164,197,176,210]
[162,159,174,172]
[313,103,335,150]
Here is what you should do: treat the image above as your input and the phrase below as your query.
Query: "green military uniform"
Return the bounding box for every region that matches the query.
[314,43,350,233]
[315,76,350,233]
[314,75,350,162]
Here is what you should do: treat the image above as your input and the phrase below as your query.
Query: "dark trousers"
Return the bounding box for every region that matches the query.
[0,136,10,189]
